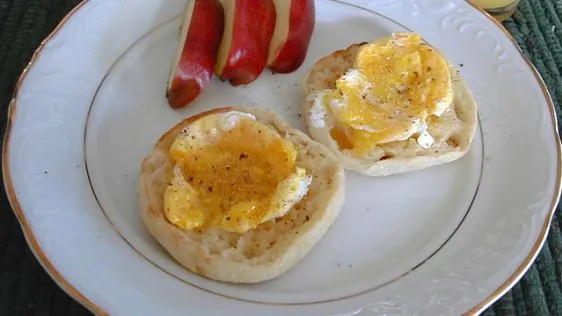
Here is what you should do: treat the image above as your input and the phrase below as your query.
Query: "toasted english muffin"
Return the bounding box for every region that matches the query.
[301,42,478,177]
[138,107,345,283]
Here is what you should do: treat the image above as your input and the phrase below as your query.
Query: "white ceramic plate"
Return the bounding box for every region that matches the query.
[3,0,561,315]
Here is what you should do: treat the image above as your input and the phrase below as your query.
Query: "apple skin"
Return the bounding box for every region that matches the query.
[215,0,276,86]
[267,0,315,73]
[167,0,224,109]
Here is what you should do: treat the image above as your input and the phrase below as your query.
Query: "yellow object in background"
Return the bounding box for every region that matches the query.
[468,0,520,21]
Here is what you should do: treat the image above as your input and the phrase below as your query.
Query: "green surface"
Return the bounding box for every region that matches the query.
[0,0,560,315]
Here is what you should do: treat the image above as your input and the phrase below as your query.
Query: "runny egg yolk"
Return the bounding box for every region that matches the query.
[163,112,312,233]
[324,32,453,154]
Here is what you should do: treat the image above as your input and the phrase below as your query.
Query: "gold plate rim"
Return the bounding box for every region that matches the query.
[2,1,560,315]
[1,3,107,315]
[463,2,562,314]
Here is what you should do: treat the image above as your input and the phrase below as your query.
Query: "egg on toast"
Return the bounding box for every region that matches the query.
[301,32,478,176]
[138,107,344,283]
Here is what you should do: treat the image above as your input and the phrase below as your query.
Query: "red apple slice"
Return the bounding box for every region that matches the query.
[215,0,276,86]
[267,0,315,73]
[167,0,224,109]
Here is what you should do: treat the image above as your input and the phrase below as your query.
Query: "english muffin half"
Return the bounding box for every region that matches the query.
[139,107,344,283]
[301,33,478,177]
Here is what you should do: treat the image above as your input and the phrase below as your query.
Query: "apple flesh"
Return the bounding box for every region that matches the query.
[215,0,276,86]
[167,0,224,109]
[267,0,315,73]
